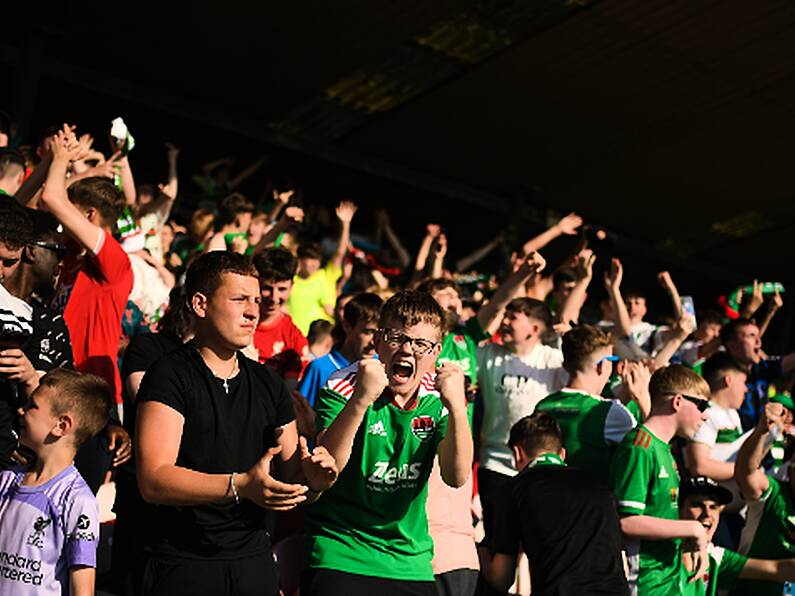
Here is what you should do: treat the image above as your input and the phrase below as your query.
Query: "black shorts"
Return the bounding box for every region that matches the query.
[140,552,278,596]
[302,568,438,596]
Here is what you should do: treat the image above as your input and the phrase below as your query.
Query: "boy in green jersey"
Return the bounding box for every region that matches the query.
[733,401,795,596]
[535,324,637,482]
[608,364,712,595]
[678,476,795,595]
[305,290,473,596]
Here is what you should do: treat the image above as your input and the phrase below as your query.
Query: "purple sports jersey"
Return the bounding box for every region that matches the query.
[0,465,98,595]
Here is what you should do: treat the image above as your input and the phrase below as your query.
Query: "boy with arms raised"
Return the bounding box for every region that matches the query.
[732,401,795,596]
[608,365,711,595]
[535,324,637,483]
[678,476,795,595]
[305,290,473,595]
[0,369,112,595]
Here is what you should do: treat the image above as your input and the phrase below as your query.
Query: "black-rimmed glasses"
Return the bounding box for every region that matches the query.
[379,328,438,355]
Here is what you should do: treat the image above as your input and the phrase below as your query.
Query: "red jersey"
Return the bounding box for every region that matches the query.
[252,312,309,381]
[53,231,133,404]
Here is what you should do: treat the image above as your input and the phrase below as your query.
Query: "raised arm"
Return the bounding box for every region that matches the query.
[317,359,386,473]
[758,290,783,338]
[521,212,582,256]
[455,232,503,273]
[117,155,136,206]
[375,209,411,269]
[657,271,683,320]
[228,155,268,190]
[556,249,595,326]
[435,363,473,487]
[430,234,447,280]
[604,258,632,339]
[477,252,546,334]
[734,402,782,501]
[332,200,357,270]
[40,127,104,253]
[653,315,695,369]
[252,206,304,255]
[160,143,180,201]
[411,224,440,284]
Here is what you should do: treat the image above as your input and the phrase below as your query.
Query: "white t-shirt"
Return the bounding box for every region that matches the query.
[691,402,748,511]
[477,343,567,476]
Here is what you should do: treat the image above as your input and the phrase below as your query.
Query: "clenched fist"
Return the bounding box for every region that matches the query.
[435,362,467,413]
[353,358,388,405]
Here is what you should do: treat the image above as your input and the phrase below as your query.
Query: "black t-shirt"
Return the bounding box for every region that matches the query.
[137,342,295,559]
[493,464,629,596]
[0,302,72,469]
[121,331,183,439]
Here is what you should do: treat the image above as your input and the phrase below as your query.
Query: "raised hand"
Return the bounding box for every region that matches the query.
[556,212,583,235]
[274,189,294,204]
[352,358,388,405]
[518,251,546,276]
[657,271,675,292]
[284,206,304,224]
[575,249,595,280]
[336,200,358,223]
[238,445,308,510]
[299,436,338,493]
[604,258,623,292]
[426,224,441,238]
[435,362,467,412]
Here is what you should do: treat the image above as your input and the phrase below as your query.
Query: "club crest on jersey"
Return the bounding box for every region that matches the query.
[411,415,435,441]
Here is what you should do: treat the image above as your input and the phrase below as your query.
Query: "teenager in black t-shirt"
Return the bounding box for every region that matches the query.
[480,412,629,596]
[135,252,338,596]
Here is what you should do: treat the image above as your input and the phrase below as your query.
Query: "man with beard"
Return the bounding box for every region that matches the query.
[304,290,473,595]
[252,248,310,389]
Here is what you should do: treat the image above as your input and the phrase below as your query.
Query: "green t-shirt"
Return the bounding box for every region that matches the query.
[733,476,795,596]
[680,545,747,596]
[287,262,342,335]
[306,364,449,581]
[437,317,489,386]
[609,425,682,595]
[535,389,636,483]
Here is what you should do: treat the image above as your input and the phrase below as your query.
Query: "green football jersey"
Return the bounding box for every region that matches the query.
[306,364,449,581]
[733,476,795,596]
[680,544,747,596]
[535,389,636,482]
[609,425,682,595]
[437,317,489,386]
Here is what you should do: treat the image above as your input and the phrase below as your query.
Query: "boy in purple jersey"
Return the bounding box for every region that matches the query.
[0,369,111,595]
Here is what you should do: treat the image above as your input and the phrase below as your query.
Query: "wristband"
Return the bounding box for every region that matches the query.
[228,472,240,505]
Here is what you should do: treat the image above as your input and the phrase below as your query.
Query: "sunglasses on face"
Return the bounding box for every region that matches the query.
[681,393,710,413]
[379,328,437,355]
[596,355,620,367]
[30,241,67,260]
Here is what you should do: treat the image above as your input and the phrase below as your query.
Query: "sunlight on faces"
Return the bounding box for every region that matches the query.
[680,495,722,543]
[344,318,379,359]
[299,257,321,277]
[499,310,542,345]
[192,273,260,351]
[0,241,22,283]
[626,296,647,321]
[376,318,441,397]
[17,386,64,450]
[725,369,748,410]
[674,392,710,440]
[591,346,615,384]
[728,323,762,365]
[259,278,292,319]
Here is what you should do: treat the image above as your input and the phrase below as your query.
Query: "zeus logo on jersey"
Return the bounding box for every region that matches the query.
[367,461,423,491]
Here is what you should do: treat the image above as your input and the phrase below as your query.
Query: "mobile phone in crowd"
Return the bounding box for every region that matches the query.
[681,296,697,328]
